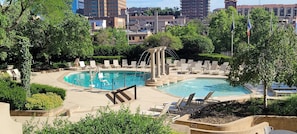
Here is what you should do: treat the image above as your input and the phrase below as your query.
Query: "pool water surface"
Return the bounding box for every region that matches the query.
[64,71,150,90]
[157,78,251,98]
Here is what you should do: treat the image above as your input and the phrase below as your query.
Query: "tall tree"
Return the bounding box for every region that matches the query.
[228,24,297,109]
[208,7,244,53]
[0,0,71,96]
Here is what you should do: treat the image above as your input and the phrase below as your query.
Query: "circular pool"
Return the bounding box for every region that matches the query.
[64,71,150,90]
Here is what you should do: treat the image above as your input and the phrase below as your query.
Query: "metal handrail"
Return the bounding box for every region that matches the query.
[111,85,137,104]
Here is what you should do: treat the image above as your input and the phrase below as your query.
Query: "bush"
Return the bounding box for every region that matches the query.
[92,56,122,64]
[24,107,171,134]
[52,62,67,69]
[198,53,231,64]
[0,80,26,110]
[30,83,66,100]
[25,92,63,110]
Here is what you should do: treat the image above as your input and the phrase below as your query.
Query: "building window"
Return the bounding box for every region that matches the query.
[273,8,278,16]
[280,8,284,16]
[286,8,292,16]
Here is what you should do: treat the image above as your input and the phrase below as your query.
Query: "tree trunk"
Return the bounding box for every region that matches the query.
[263,81,268,109]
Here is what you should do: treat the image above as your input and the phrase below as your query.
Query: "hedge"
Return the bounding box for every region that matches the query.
[30,83,66,100]
[92,56,122,64]
[25,92,63,110]
[0,79,26,110]
[198,53,231,64]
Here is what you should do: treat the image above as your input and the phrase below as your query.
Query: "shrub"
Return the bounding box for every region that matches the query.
[0,81,26,110]
[198,53,231,64]
[92,56,122,64]
[52,62,67,69]
[24,107,171,134]
[25,92,63,110]
[30,83,66,100]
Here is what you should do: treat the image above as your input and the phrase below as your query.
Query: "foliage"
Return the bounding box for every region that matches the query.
[25,92,63,110]
[191,96,297,119]
[228,23,297,108]
[144,32,182,50]
[17,36,32,97]
[93,28,128,46]
[208,7,244,53]
[198,53,231,63]
[24,106,171,134]
[178,35,214,58]
[92,56,122,64]
[30,83,66,100]
[0,79,26,110]
[143,7,180,18]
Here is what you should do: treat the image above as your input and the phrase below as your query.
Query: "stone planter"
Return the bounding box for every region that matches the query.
[10,106,70,117]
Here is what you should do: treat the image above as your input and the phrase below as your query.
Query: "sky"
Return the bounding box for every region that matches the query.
[127,0,297,11]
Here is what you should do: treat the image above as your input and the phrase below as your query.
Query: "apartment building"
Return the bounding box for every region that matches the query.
[237,4,297,23]
[128,15,187,33]
[181,0,210,19]
[84,0,126,17]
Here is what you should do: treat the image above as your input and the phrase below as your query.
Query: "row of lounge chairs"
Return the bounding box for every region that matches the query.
[70,59,150,70]
[167,59,230,75]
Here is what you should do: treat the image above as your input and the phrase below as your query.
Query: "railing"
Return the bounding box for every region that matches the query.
[111,85,137,104]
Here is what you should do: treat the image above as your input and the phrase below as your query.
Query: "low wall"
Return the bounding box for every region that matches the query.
[10,106,70,117]
[174,114,297,133]
[254,116,297,132]
[0,102,23,134]
[174,115,256,131]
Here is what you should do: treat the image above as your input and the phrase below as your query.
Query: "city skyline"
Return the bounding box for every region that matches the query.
[127,0,297,11]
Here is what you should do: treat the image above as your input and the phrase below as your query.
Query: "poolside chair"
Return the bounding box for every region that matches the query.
[89,60,97,69]
[195,91,215,104]
[121,59,129,68]
[191,63,203,74]
[102,60,111,68]
[142,103,171,117]
[112,59,121,68]
[79,61,86,70]
[12,69,21,79]
[187,59,194,64]
[185,93,195,106]
[128,61,137,68]
[219,64,229,75]
[150,97,185,112]
[177,64,189,74]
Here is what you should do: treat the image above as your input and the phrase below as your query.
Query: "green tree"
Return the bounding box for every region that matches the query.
[179,35,214,58]
[0,0,72,97]
[144,32,182,50]
[93,28,128,46]
[228,25,297,109]
[208,7,244,53]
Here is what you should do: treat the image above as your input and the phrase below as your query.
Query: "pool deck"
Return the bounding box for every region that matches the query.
[11,68,272,125]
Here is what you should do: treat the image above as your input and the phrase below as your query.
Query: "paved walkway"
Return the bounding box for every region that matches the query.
[12,68,263,124]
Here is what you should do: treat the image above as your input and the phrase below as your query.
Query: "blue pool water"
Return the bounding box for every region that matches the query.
[158,78,251,98]
[64,71,150,90]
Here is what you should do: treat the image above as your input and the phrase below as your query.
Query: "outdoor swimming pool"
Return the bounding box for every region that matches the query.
[64,71,150,90]
[157,78,251,98]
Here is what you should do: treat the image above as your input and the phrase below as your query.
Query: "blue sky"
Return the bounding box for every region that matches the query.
[127,0,297,11]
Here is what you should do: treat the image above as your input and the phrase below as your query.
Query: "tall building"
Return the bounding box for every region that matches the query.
[225,0,237,9]
[72,0,84,14]
[84,0,126,17]
[237,4,297,23]
[181,0,210,19]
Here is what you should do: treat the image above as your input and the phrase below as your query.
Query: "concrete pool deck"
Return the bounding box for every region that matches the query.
[11,68,269,124]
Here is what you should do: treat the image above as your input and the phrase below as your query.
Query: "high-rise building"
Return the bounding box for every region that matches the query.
[225,0,237,9]
[72,0,84,14]
[181,0,210,19]
[84,0,126,17]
